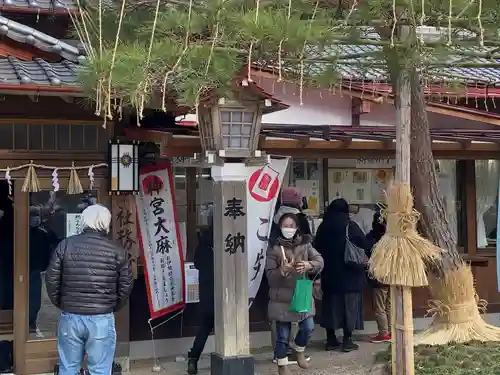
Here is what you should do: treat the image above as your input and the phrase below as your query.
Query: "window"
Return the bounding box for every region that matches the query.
[324,159,459,240]
[0,123,106,151]
[436,160,459,246]
[288,159,322,216]
[196,168,213,226]
[475,160,499,248]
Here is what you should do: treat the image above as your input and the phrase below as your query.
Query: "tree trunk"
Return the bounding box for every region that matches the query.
[409,69,463,276]
[409,69,500,346]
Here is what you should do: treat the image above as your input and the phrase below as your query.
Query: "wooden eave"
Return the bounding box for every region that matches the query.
[124,127,500,158]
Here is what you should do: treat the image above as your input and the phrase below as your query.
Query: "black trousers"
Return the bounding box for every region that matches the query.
[189,313,214,360]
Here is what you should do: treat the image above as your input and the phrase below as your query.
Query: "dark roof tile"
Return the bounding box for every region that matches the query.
[0,15,84,62]
[0,56,78,86]
[0,0,77,11]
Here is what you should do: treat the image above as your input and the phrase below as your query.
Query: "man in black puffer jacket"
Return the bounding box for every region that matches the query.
[45,204,133,375]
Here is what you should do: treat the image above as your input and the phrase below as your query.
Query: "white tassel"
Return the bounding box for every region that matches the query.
[52,169,60,192]
[5,168,12,196]
[88,165,95,190]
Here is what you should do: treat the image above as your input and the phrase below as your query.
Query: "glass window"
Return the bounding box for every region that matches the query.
[197,168,213,226]
[28,190,98,340]
[289,159,322,216]
[174,166,187,223]
[325,159,459,241]
[436,160,459,246]
[476,160,499,248]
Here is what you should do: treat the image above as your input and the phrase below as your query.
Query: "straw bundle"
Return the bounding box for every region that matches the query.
[21,161,40,192]
[368,182,441,287]
[67,163,83,194]
[415,264,500,345]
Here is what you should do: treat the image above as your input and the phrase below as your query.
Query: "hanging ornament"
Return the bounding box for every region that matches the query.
[67,162,83,195]
[4,168,12,196]
[52,169,60,192]
[88,165,95,191]
[21,161,40,193]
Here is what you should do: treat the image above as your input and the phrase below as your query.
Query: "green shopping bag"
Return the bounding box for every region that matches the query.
[289,274,313,313]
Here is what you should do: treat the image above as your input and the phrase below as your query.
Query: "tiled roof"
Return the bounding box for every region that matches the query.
[304,44,500,85]
[0,0,77,12]
[0,15,84,62]
[0,56,78,87]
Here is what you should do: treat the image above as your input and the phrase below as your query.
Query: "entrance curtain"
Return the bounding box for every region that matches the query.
[475,160,499,248]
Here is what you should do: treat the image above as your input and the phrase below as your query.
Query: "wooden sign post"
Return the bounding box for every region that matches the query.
[391,71,415,375]
[210,163,254,375]
[112,195,140,278]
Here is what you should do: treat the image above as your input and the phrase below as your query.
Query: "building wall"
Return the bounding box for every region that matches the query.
[127,155,500,343]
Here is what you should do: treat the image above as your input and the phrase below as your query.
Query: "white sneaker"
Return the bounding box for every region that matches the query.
[272,357,298,365]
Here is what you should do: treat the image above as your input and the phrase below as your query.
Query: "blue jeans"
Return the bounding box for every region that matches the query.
[275,317,315,360]
[58,312,116,375]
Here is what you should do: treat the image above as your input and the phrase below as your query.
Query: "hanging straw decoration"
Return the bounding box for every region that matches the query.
[68,163,84,195]
[298,0,320,106]
[4,168,12,195]
[52,169,60,192]
[161,0,194,112]
[21,161,40,193]
[368,183,441,287]
[88,165,95,191]
[415,264,500,345]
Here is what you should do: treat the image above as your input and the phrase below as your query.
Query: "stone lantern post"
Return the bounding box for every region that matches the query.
[194,90,272,375]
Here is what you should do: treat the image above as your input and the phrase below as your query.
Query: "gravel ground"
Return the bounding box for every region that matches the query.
[130,339,387,375]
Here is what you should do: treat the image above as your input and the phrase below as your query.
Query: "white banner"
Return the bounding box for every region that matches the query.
[247,158,289,304]
[136,162,185,319]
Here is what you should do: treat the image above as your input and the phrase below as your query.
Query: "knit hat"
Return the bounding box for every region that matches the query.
[281,187,302,207]
[273,205,300,224]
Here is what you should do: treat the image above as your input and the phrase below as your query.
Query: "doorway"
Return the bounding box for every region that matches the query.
[13,177,109,375]
[0,180,14,339]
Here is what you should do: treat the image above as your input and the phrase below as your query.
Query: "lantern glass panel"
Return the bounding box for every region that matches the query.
[221,111,231,122]
[219,110,255,150]
[109,142,140,193]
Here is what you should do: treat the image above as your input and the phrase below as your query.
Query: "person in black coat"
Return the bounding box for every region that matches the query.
[313,198,370,352]
[187,223,214,375]
[366,212,391,343]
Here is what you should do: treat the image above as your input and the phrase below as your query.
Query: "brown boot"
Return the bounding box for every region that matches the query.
[278,365,290,375]
[294,348,311,369]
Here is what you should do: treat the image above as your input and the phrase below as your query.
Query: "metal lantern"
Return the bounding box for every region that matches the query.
[109,140,140,194]
[198,96,264,159]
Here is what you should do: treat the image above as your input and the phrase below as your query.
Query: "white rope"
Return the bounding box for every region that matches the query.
[0,162,107,172]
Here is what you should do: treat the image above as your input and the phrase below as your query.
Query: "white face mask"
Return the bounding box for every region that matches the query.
[281,227,297,239]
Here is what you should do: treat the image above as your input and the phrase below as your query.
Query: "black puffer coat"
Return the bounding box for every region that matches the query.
[45,228,133,315]
[194,226,214,315]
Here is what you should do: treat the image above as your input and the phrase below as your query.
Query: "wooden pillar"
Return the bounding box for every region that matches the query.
[463,160,477,256]
[321,158,329,212]
[210,163,253,375]
[391,70,415,375]
[186,168,198,260]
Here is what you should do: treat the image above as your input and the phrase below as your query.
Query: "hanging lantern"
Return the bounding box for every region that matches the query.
[109,140,140,194]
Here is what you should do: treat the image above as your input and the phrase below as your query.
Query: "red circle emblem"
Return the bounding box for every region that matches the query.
[248,167,279,202]
[142,175,164,195]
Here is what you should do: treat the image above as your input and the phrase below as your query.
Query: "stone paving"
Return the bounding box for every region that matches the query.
[130,339,388,375]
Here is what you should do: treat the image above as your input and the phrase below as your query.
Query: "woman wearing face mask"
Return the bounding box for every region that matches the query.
[266,213,324,375]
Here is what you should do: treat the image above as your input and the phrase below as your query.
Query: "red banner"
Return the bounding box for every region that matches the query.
[136,162,185,319]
